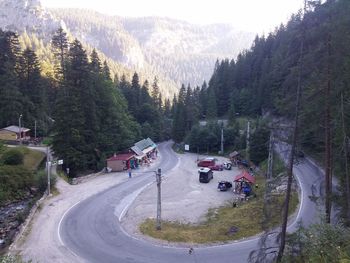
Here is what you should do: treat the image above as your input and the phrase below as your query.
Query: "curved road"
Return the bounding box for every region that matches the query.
[59,141,325,263]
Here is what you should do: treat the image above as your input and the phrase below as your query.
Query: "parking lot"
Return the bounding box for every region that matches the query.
[122,152,241,235]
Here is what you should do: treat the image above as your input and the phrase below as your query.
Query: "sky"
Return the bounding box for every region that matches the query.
[41,0,304,34]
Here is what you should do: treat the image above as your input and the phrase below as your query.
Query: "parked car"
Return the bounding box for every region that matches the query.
[209,164,224,171]
[198,167,213,183]
[237,160,249,167]
[217,181,232,191]
[197,157,216,167]
[223,162,232,170]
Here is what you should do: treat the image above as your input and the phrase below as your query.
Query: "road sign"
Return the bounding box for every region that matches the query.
[58,159,63,165]
[185,144,189,151]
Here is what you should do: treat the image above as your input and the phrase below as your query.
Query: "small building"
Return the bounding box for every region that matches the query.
[229,151,240,165]
[234,170,256,195]
[107,153,135,172]
[0,125,31,141]
[131,138,157,163]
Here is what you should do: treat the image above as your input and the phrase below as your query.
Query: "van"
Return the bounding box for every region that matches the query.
[197,157,216,167]
[198,167,213,183]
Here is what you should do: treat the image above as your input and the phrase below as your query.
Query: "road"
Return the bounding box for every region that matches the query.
[59,141,326,263]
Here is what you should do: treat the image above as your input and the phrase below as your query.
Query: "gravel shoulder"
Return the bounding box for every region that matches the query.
[10,156,162,263]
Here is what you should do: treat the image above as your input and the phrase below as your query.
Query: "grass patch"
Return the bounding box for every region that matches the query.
[0,146,45,171]
[21,148,45,171]
[140,176,299,244]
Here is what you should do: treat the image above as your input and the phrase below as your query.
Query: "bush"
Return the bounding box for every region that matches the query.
[0,141,4,153]
[0,166,33,205]
[0,255,29,263]
[1,149,24,165]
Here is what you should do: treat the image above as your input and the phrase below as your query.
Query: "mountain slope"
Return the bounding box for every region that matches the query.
[51,9,255,86]
[0,0,255,97]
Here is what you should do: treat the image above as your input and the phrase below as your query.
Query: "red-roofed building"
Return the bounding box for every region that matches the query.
[107,153,135,172]
[234,171,256,184]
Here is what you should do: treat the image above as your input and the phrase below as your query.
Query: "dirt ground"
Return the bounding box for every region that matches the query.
[121,152,241,236]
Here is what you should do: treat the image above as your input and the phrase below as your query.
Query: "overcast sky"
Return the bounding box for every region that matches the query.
[41,0,304,34]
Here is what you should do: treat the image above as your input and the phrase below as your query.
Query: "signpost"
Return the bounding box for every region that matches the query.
[46,155,63,196]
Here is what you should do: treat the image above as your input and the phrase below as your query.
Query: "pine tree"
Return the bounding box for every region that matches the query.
[0,30,23,127]
[206,87,217,119]
[51,27,69,80]
[151,76,160,107]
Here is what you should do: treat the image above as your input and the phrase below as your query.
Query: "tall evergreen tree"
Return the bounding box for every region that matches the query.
[51,27,69,80]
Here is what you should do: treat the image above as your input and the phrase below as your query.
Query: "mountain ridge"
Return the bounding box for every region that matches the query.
[0,0,255,96]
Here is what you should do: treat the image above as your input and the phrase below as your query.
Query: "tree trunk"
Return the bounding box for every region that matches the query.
[276,2,306,261]
[324,27,332,224]
[341,93,350,221]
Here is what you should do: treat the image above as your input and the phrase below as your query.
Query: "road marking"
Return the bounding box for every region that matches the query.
[117,182,153,221]
[58,200,81,246]
[287,167,304,230]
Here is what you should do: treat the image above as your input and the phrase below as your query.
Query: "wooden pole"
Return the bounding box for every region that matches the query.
[277,1,306,261]
[156,168,162,230]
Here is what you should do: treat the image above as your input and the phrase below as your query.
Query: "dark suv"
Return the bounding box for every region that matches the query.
[198,167,213,183]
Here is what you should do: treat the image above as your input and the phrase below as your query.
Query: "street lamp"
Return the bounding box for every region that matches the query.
[18,114,23,144]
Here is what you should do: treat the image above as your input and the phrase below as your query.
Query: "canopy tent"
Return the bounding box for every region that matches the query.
[229,151,240,158]
[234,171,255,184]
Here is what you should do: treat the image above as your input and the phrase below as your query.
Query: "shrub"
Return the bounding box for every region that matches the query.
[0,166,33,205]
[2,149,24,165]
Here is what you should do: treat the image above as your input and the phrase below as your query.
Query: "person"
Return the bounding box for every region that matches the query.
[128,168,132,178]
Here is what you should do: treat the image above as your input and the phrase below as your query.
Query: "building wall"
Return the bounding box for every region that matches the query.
[107,160,125,172]
[0,130,17,141]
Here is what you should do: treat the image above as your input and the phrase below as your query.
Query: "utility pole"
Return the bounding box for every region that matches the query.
[220,122,224,154]
[18,114,22,144]
[34,120,37,140]
[47,146,51,196]
[156,168,162,230]
[246,121,250,161]
[267,131,274,179]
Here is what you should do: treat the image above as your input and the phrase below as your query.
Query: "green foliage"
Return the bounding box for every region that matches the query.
[283,222,350,263]
[185,122,239,154]
[0,165,33,205]
[1,148,24,165]
[0,255,30,263]
[249,122,269,165]
[0,141,4,153]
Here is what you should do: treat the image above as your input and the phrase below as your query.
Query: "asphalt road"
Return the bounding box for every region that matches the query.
[59,141,326,263]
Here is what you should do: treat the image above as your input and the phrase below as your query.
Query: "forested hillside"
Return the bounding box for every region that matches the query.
[50,8,254,88]
[172,0,350,225]
[0,28,168,176]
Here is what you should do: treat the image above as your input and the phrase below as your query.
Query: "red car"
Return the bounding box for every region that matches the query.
[208,164,224,171]
[197,157,216,167]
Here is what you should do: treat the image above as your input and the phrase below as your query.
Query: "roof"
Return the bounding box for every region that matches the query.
[198,167,211,173]
[2,125,30,133]
[142,146,155,155]
[203,157,216,161]
[234,171,256,184]
[229,151,240,158]
[131,146,144,156]
[134,138,156,151]
[107,153,135,161]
